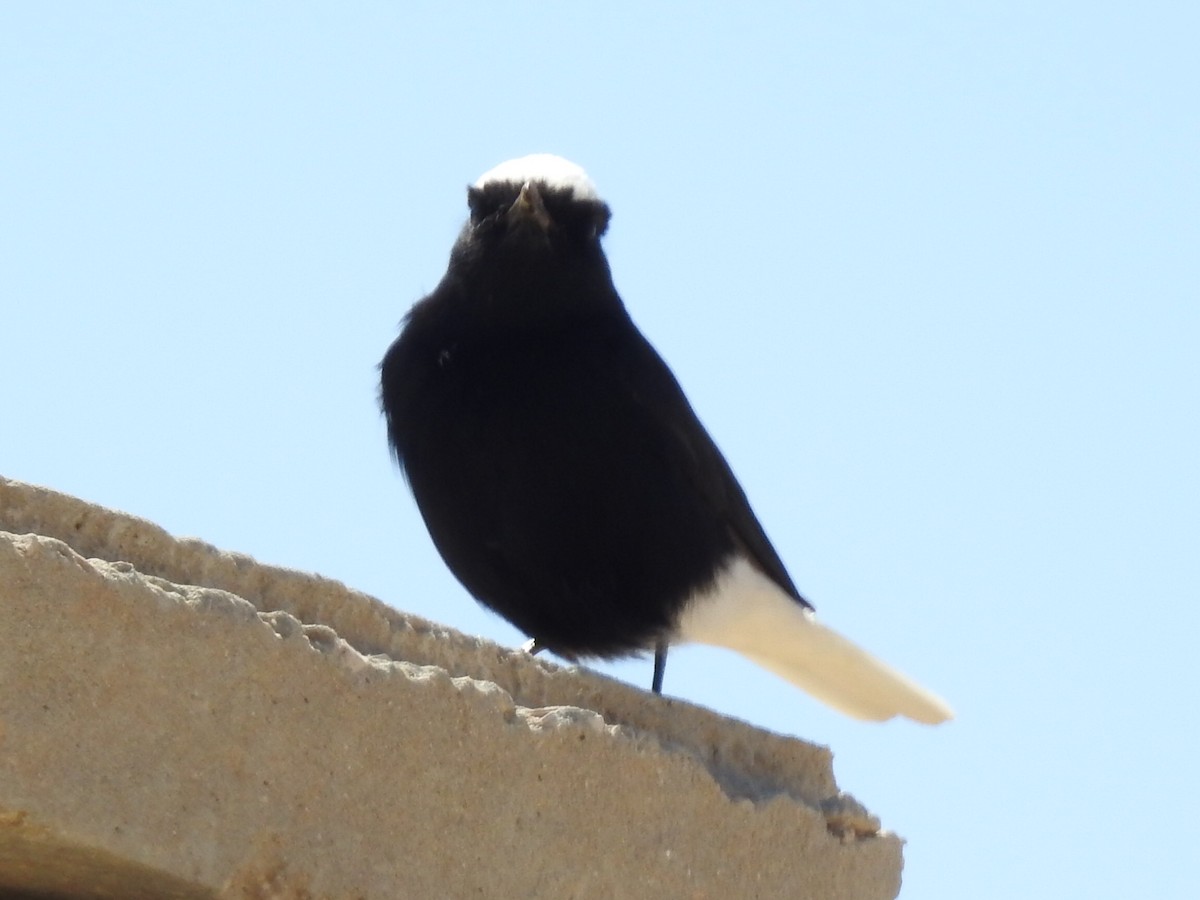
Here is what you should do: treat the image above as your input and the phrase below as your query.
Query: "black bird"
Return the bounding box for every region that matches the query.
[381,154,952,723]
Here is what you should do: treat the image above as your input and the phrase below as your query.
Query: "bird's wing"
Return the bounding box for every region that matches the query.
[615,325,811,609]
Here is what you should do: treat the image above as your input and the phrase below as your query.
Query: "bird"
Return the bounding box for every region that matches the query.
[380,153,953,724]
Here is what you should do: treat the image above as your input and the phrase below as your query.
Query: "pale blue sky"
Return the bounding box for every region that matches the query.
[3,4,1197,897]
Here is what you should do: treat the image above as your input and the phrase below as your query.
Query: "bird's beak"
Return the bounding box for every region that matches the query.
[510,181,553,231]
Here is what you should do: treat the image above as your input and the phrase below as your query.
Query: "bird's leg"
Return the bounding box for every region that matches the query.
[652,640,668,694]
[528,637,667,693]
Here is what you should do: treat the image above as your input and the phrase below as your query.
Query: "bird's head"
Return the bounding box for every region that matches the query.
[431,155,624,327]
[457,154,612,264]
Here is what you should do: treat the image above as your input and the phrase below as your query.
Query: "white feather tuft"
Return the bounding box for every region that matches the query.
[676,556,954,724]
[474,154,601,202]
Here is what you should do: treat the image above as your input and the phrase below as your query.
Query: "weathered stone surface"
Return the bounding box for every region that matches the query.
[0,477,902,898]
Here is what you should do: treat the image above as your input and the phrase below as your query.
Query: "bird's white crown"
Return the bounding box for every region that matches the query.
[474,154,601,202]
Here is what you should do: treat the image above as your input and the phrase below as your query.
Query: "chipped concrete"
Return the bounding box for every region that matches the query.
[0,476,903,898]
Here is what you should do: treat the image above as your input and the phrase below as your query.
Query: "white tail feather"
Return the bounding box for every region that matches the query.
[676,557,954,724]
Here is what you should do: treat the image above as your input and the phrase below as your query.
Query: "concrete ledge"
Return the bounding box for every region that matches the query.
[0,477,902,898]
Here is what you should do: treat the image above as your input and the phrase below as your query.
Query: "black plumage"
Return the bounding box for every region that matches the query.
[381,155,952,723]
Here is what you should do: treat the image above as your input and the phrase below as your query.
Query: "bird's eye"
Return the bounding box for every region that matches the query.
[467,187,498,226]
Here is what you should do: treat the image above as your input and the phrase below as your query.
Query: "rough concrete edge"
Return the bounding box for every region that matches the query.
[1,530,903,899]
[0,475,878,835]
[6,531,728,769]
